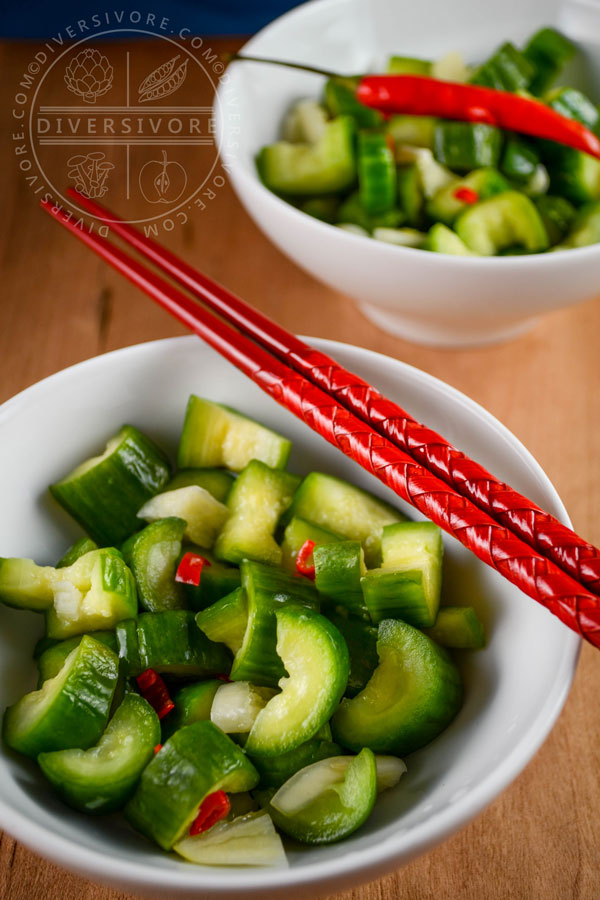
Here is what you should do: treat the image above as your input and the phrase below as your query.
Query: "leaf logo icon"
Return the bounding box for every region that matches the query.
[138,56,189,102]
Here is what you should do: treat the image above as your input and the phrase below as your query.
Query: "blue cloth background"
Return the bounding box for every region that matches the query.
[1,1,303,38]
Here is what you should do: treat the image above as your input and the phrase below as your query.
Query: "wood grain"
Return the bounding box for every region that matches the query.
[1,36,599,900]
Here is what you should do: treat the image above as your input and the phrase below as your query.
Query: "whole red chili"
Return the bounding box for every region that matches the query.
[189,790,231,835]
[296,539,316,580]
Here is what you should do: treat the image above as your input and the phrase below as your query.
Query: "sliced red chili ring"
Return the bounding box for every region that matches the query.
[296,539,316,580]
[453,186,480,204]
[175,551,211,587]
[189,790,231,836]
[136,668,175,720]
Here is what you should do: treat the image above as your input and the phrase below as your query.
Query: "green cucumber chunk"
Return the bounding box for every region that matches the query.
[37,631,117,684]
[552,201,600,250]
[45,549,138,640]
[244,606,349,758]
[501,137,541,183]
[361,521,443,627]
[322,606,379,698]
[50,425,171,546]
[178,396,291,472]
[231,561,318,687]
[162,468,234,503]
[56,538,98,568]
[215,461,300,567]
[127,610,231,679]
[3,635,119,758]
[433,122,503,173]
[280,516,341,574]
[546,149,600,205]
[314,541,367,618]
[115,618,141,679]
[397,165,425,227]
[423,605,485,649]
[523,28,575,95]
[179,547,241,611]
[0,558,58,610]
[470,42,534,92]
[257,116,356,195]
[285,472,404,568]
[425,166,512,225]
[323,78,383,129]
[386,56,431,76]
[196,587,248,656]
[137,487,228,550]
[386,116,435,150]
[161,679,221,740]
[266,748,377,844]
[545,87,599,131]
[173,809,287,867]
[299,196,340,224]
[125,720,259,849]
[122,517,187,612]
[283,99,329,144]
[372,227,427,248]
[336,191,405,233]
[455,190,549,255]
[249,737,342,789]
[210,681,277,734]
[38,693,160,814]
[534,195,576,245]
[332,619,462,755]
[358,131,397,215]
[424,223,476,256]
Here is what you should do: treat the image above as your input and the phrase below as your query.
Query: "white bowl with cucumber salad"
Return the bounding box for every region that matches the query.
[215,0,600,347]
[0,336,579,898]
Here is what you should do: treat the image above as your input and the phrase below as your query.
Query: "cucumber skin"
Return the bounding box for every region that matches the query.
[455,191,549,255]
[249,738,342,790]
[37,631,117,685]
[163,468,234,504]
[121,517,187,612]
[361,569,437,628]
[161,680,221,741]
[332,619,463,756]
[56,538,98,568]
[38,693,160,815]
[423,606,485,649]
[195,587,248,655]
[133,611,231,679]
[322,606,379,698]
[433,122,503,173]
[280,517,341,574]
[3,636,119,758]
[125,721,259,849]
[313,542,367,619]
[50,425,171,547]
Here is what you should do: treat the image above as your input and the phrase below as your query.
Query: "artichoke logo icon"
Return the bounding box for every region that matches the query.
[64,48,114,104]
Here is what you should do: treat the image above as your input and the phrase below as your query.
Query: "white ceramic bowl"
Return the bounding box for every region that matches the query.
[0,336,579,898]
[215,0,600,347]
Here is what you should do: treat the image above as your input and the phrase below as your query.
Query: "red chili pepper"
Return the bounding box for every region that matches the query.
[175,551,211,586]
[189,790,231,836]
[216,672,232,682]
[296,539,316,580]
[355,75,600,160]
[153,743,163,755]
[136,668,175,720]
[453,186,479,204]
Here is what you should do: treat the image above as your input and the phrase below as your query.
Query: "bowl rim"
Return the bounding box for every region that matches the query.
[215,0,600,267]
[0,335,581,893]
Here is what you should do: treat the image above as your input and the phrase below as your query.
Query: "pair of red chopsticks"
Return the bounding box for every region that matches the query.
[41,190,600,648]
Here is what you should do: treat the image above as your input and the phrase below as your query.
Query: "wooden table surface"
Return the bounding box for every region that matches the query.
[1,36,599,900]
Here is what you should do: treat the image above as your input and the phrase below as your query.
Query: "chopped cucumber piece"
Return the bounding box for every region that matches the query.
[424,223,476,256]
[56,538,98,569]
[397,165,425,227]
[546,149,600,205]
[521,163,549,198]
[244,607,349,758]
[265,748,376,844]
[178,396,291,472]
[314,541,367,618]
[163,468,234,504]
[137,486,228,550]
[321,606,379,698]
[125,720,259,849]
[280,516,341,574]
[332,619,462,755]
[524,28,575,95]
[50,425,171,546]
[299,196,340,224]
[470,42,534,92]
[125,611,231,679]
[3,635,119,758]
[258,116,356,195]
[501,138,540,183]
[37,631,117,684]
[282,99,329,144]
[553,201,600,250]
[361,521,443,627]
[455,190,549,255]
[396,147,454,198]
[179,546,241,612]
[386,56,431,76]
[337,223,370,236]
[0,557,58,610]
[358,131,396,215]
[174,810,287,867]
[426,167,509,226]
[162,679,221,740]
[210,681,277,734]
[545,87,599,131]
[215,461,299,567]
[38,693,160,814]
[433,122,503,173]
[535,195,577,244]
[231,561,318,687]
[372,227,426,247]
[323,78,383,129]
[432,52,470,83]
[423,605,485,649]
[386,116,435,150]
[286,472,404,568]
[121,517,187,612]
[196,587,248,655]
[336,191,405,232]
[248,737,342,789]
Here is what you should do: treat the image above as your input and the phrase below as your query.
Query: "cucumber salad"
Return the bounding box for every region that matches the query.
[257,28,600,255]
[0,396,485,866]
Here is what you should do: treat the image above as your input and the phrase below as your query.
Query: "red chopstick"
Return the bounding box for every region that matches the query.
[41,197,600,648]
[66,187,600,597]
